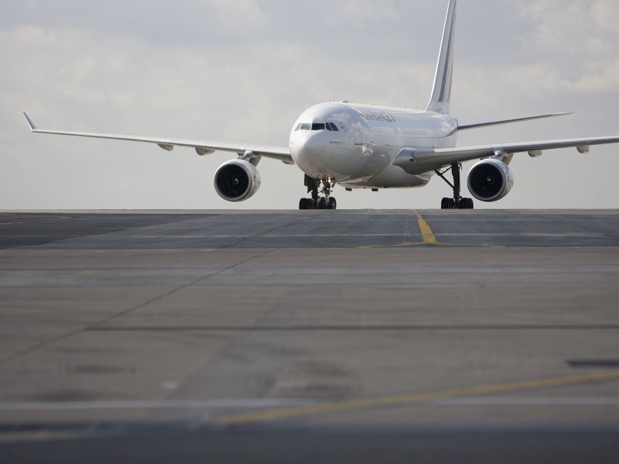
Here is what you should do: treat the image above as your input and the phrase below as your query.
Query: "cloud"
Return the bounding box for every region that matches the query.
[1,1,268,52]
[329,0,399,25]
[453,0,619,115]
[200,0,268,37]
[517,0,619,54]
[590,0,619,32]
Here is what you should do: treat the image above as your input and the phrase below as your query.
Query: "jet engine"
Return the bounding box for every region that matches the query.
[214,159,261,202]
[467,159,514,202]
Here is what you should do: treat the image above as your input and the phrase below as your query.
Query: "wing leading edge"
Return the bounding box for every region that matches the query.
[23,113,294,164]
[393,135,619,175]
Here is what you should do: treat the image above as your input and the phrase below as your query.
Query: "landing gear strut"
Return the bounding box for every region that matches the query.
[299,175,337,210]
[435,164,474,210]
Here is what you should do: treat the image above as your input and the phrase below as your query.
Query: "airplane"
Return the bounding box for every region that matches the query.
[24,0,619,210]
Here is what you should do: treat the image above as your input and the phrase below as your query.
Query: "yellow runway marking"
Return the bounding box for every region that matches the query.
[415,210,438,245]
[211,370,619,426]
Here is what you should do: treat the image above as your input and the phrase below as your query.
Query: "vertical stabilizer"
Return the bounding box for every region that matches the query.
[427,0,457,114]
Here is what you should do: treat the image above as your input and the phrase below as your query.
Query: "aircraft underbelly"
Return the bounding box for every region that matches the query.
[293,143,391,182]
[342,165,432,188]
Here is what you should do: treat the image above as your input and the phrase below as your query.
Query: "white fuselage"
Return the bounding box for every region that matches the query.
[289,102,459,188]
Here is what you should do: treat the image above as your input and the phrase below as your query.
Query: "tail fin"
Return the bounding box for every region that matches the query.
[427,0,457,114]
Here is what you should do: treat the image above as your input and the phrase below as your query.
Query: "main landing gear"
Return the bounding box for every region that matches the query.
[299,175,337,210]
[435,163,474,210]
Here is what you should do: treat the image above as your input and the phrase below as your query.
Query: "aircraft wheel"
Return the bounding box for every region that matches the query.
[441,198,455,209]
[299,198,313,210]
[459,198,474,209]
[317,197,326,209]
[326,197,337,210]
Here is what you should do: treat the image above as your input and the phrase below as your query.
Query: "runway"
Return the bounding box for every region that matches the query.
[1,210,618,463]
[1,209,618,249]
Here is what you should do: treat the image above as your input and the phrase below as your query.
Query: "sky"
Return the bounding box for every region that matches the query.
[2,0,619,210]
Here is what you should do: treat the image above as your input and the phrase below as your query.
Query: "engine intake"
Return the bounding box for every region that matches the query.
[467,159,514,202]
[214,159,261,202]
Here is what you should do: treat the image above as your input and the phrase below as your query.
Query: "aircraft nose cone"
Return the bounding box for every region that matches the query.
[299,132,323,156]
[292,131,321,159]
[291,132,329,178]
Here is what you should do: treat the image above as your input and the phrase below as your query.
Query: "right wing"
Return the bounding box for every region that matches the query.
[23,113,294,165]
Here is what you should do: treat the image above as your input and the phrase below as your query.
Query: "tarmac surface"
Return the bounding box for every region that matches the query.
[1,209,618,463]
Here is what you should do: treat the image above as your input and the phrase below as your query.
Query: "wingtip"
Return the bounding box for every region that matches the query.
[23,112,37,131]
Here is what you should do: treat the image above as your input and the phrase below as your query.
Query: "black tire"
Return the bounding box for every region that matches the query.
[441,198,456,209]
[299,198,311,210]
[317,197,326,209]
[459,198,474,209]
[327,197,337,210]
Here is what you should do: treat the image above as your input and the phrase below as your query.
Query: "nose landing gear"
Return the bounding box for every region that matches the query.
[299,175,337,210]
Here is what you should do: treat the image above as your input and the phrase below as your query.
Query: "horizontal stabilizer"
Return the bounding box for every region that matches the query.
[458,113,573,130]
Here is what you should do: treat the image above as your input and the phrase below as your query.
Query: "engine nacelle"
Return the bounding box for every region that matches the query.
[214,159,261,202]
[467,159,514,202]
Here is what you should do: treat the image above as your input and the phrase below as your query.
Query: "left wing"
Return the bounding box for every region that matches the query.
[393,135,619,174]
[23,113,294,164]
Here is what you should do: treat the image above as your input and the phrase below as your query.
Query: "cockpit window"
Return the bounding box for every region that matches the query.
[296,122,340,132]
